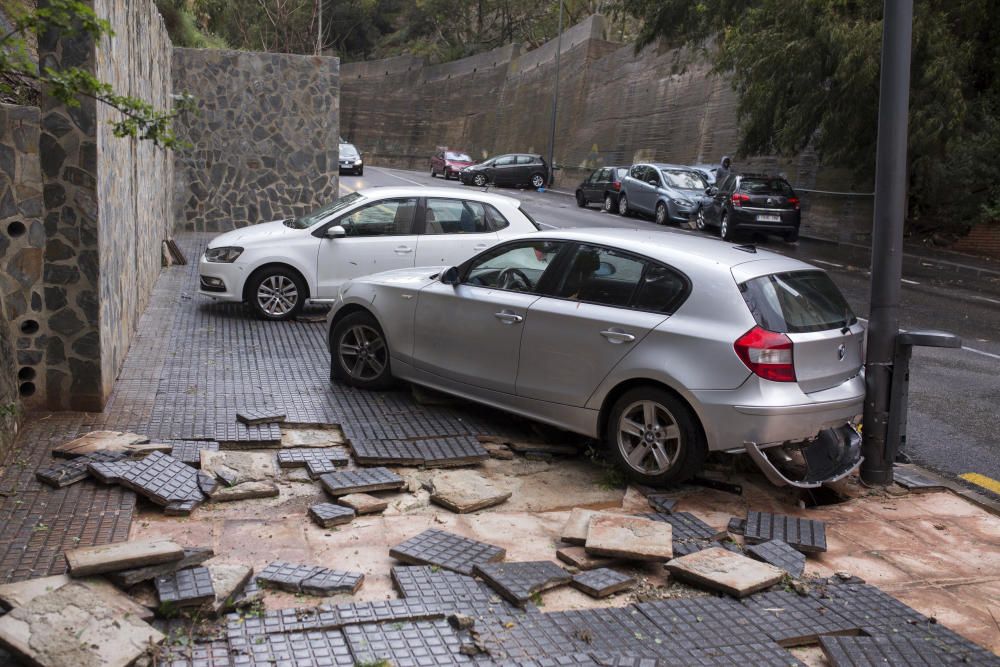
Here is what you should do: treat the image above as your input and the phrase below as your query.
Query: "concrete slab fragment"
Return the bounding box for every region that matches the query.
[66,539,184,577]
[109,546,215,587]
[0,575,71,610]
[570,568,635,598]
[561,508,615,545]
[473,561,571,606]
[585,515,673,561]
[201,450,275,485]
[281,427,347,448]
[0,582,163,667]
[52,430,150,458]
[204,563,253,615]
[155,565,216,608]
[505,441,581,456]
[555,546,625,571]
[208,480,279,502]
[337,493,387,515]
[309,502,357,528]
[428,469,512,513]
[665,547,784,598]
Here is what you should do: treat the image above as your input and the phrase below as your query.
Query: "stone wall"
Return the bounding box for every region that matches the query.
[172,48,341,233]
[340,15,873,241]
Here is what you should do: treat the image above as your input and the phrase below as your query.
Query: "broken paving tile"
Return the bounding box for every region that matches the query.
[585,515,673,561]
[309,502,356,528]
[337,493,387,515]
[167,440,219,466]
[230,576,263,609]
[473,561,571,607]
[109,546,215,587]
[429,469,512,513]
[391,566,501,606]
[742,590,860,647]
[204,563,253,615]
[208,480,279,502]
[561,508,614,545]
[87,459,133,483]
[639,511,723,541]
[300,569,365,596]
[197,470,219,496]
[746,540,806,578]
[728,517,746,535]
[235,407,287,425]
[281,427,348,448]
[390,528,506,575]
[350,436,488,467]
[817,633,991,667]
[0,575,71,610]
[665,547,784,598]
[319,467,405,496]
[0,582,163,666]
[808,583,931,635]
[645,494,678,514]
[256,561,327,593]
[744,510,827,553]
[87,451,207,510]
[555,546,624,571]
[52,430,150,458]
[570,568,635,598]
[276,448,350,478]
[35,451,127,488]
[201,450,275,486]
[892,465,949,492]
[65,539,184,577]
[343,618,472,665]
[155,565,217,608]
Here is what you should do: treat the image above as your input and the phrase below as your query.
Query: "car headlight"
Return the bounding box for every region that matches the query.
[354,159,363,165]
[673,199,693,207]
[204,246,244,263]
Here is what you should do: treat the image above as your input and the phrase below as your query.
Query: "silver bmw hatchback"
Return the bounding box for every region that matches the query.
[326,228,865,488]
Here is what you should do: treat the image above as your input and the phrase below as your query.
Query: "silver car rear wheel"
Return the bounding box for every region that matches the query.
[617,399,681,475]
[330,311,393,389]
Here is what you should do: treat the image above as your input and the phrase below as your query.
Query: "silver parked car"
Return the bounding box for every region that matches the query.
[326,229,865,487]
[618,164,710,225]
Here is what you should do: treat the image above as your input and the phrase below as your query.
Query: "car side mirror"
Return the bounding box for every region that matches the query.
[441,266,460,285]
[325,225,346,239]
[648,180,659,187]
[706,187,718,196]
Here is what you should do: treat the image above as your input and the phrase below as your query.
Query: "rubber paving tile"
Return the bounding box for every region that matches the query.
[645,494,678,514]
[167,440,220,466]
[741,590,861,647]
[390,528,506,575]
[225,599,445,639]
[299,568,365,595]
[392,565,500,603]
[635,597,762,651]
[276,448,350,478]
[745,539,806,577]
[155,565,217,608]
[34,451,127,488]
[569,568,635,598]
[744,511,827,553]
[343,618,476,665]
[819,632,1000,667]
[308,502,356,528]
[319,467,405,496]
[256,561,327,593]
[545,607,685,661]
[473,561,571,606]
[86,450,209,512]
[808,583,930,635]
[228,628,354,666]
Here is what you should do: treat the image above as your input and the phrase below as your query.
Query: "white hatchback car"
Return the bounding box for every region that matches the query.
[198,187,540,319]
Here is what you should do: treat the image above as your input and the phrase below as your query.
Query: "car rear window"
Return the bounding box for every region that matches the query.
[518,206,544,231]
[739,178,794,196]
[739,270,856,333]
[446,152,471,161]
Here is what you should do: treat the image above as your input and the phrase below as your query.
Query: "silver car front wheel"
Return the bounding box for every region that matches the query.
[330,311,393,389]
[695,208,707,230]
[248,268,305,320]
[473,174,488,187]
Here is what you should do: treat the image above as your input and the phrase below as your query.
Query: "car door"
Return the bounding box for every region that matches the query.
[639,167,662,213]
[414,197,500,266]
[491,155,517,185]
[314,197,419,297]
[586,169,606,202]
[515,244,674,406]
[411,240,567,393]
[706,174,732,225]
[516,155,535,186]
[631,166,653,212]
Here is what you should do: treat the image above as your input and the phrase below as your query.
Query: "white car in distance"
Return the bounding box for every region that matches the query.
[198,187,541,319]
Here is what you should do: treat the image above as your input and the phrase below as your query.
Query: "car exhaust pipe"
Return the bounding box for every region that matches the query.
[743,425,863,489]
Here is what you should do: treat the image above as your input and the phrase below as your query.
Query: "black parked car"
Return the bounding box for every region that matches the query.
[575,166,628,212]
[697,173,801,242]
[459,154,549,189]
[339,143,364,176]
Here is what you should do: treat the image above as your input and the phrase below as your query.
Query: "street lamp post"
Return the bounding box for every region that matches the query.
[547,0,564,187]
[861,0,913,485]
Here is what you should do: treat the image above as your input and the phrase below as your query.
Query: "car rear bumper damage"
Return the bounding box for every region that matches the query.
[744,424,863,488]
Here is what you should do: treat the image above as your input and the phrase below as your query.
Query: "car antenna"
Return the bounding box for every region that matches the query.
[733,244,757,253]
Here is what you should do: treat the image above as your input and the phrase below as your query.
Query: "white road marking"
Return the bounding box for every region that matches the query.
[812,260,844,268]
[968,294,1000,305]
[901,278,920,285]
[373,167,425,186]
[962,346,1000,360]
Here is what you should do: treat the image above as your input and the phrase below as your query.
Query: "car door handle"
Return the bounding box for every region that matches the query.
[394,246,413,255]
[473,244,489,251]
[600,329,635,343]
[494,310,523,325]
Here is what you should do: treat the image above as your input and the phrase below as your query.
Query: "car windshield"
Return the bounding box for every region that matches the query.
[446,152,471,161]
[740,178,794,196]
[284,192,365,229]
[662,170,707,190]
[341,144,359,158]
[740,270,856,334]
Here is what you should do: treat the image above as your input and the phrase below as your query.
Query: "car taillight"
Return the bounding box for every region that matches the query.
[788,197,800,210]
[734,326,796,382]
[731,193,750,207]
[613,181,621,191]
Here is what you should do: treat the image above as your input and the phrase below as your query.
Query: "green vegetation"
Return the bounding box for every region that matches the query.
[618,0,1000,233]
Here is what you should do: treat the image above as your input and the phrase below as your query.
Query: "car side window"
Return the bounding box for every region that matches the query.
[484,204,509,231]
[495,155,516,166]
[553,244,645,307]
[597,168,609,182]
[632,263,689,314]
[338,198,417,237]
[648,170,661,186]
[629,165,642,179]
[423,198,491,235]
[516,155,534,165]
[464,241,564,293]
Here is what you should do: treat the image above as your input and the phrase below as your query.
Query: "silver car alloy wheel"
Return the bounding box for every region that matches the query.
[617,399,682,475]
[604,195,614,212]
[257,275,298,317]
[618,195,629,216]
[695,209,706,230]
[655,203,667,225]
[474,174,487,187]
[532,174,545,188]
[338,324,387,381]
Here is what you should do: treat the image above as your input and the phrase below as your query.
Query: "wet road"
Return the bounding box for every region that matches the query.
[340,166,1000,496]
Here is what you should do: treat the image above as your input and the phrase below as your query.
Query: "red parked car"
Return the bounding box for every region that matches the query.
[430,149,474,180]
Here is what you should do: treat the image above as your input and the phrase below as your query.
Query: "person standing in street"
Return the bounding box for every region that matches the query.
[715,155,732,183]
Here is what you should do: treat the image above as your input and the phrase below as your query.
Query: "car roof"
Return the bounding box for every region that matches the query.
[649,163,699,171]
[519,227,804,271]
[354,186,521,207]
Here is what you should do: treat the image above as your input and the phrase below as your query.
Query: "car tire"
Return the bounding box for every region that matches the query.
[247,267,306,321]
[530,173,545,189]
[695,208,707,231]
[783,229,799,243]
[430,167,436,178]
[357,167,363,176]
[575,191,587,208]
[604,194,615,213]
[329,311,393,390]
[473,174,488,187]
[618,193,631,217]
[720,213,735,241]
[605,386,706,487]
[655,202,668,225]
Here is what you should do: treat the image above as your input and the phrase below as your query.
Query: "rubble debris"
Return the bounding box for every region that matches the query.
[390,528,506,575]
[570,568,635,598]
[428,469,512,513]
[276,448,349,478]
[256,561,364,595]
[65,539,184,577]
[35,450,128,488]
[235,408,287,425]
[309,502,357,528]
[728,517,747,535]
[744,510,827,553]
[109,546,214,587]
[892,465,949,492]
[319,467,405,496]
[208,480,279,502]
[665,547,784,598]
[87,451,211,515]
[337,492,387,515]
[646,494,678,514]
[473,561,572,607]
[555,546,624,571]
[52,430,151,458]
[585,515,673,561]
[561,508,615,545]
[504,441,581,456]
[167,440,219,466]
[0,581,163,667]
[743,590,861,646]
[201,450,275,486]
[448,612,476,630]
[155,565,217,608]
[281,427,348,448]
[745,540,806,578]
[230,576,263,609]
[481,441,515,460]
[203,562,253,615]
